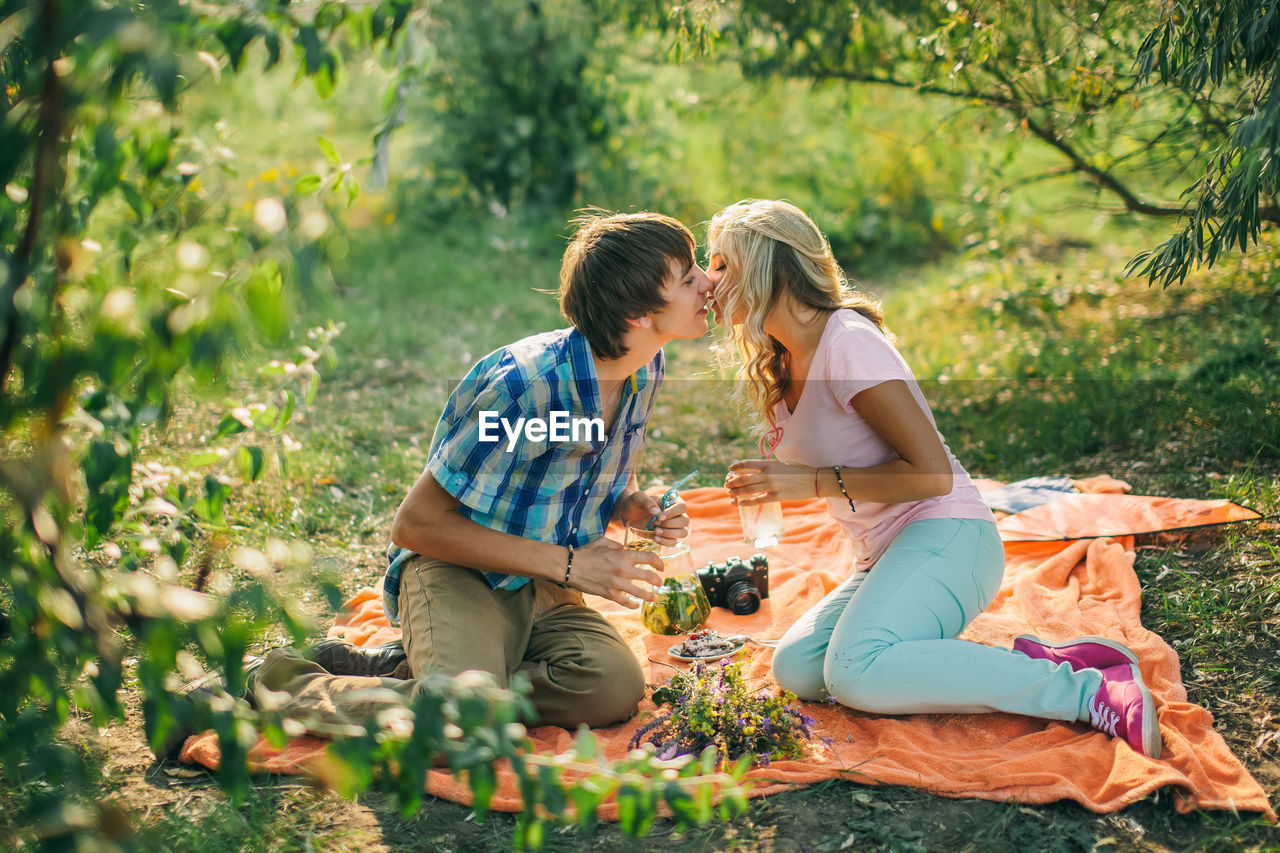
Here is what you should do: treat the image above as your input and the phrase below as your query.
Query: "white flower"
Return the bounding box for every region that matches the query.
[253,197,287,234]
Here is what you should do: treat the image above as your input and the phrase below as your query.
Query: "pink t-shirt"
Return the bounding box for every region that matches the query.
[771,309,994,571]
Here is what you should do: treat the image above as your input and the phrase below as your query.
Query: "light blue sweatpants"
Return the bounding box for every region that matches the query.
[771,518,1102,721]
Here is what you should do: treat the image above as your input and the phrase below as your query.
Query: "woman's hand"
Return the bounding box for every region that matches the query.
[613,488,690,546]
[725,459,817,505]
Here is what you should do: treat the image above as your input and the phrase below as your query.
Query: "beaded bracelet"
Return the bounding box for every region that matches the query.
[564,543,575,587]
[832,466,857,513]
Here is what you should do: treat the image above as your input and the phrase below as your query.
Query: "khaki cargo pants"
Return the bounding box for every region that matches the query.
[257,555,645,733]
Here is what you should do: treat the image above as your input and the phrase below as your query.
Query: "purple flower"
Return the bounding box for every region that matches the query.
[632,647,817,770]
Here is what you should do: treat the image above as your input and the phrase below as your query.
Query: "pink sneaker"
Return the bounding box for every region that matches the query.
[1013,634,1138,671]
[1087,664,1162,758]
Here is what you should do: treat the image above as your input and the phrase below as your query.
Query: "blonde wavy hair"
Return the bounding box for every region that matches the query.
[706,199,885,426]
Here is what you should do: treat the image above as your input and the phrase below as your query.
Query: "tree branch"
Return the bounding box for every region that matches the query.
[805,64,1280,224]
[0,0,63,398]
[807,66,1029,111]
[1020,114,1187,217]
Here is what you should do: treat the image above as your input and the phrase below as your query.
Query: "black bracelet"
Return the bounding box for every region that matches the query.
[832,466,857,513]
[563,543,575,587]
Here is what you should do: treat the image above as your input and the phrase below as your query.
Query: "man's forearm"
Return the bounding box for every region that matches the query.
[392,510,569,581]
[390,473,569,581]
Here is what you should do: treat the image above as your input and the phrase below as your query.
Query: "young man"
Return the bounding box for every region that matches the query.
[249,211,715,734]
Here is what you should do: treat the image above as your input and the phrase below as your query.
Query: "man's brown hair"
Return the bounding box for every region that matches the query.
[559,210,696,360]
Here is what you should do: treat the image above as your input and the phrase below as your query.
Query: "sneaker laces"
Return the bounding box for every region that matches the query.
[1089,694,1121,737]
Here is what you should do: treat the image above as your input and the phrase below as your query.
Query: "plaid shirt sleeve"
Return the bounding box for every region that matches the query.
[426,349,545,517]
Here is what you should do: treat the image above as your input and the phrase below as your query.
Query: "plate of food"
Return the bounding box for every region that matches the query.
[667,629,748,662]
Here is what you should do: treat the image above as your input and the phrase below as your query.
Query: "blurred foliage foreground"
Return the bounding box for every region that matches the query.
[0,2,750,850]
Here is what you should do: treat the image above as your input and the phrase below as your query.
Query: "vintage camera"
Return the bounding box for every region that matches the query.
[696,553,771,615]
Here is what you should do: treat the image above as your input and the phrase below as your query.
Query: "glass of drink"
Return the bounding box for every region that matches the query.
[624,524,694,575]
[739,500,784,548]
[625,525,706,634]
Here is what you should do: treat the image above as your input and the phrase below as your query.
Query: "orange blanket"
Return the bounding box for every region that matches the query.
[182,483,1272,818]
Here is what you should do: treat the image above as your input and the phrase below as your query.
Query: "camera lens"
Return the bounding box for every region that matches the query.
[725,580,761,615]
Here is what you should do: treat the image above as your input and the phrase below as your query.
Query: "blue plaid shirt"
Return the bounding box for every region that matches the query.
[383,327,663,625]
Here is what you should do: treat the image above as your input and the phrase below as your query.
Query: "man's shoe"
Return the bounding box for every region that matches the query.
[173,655,264,705]
[152,686,214,763]
[1086,663,1162,759]
[152,655,262,762]
[304,638,407,677]
[1013,634,1138,671]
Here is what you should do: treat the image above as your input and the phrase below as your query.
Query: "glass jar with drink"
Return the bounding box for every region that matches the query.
[624,524,711,635]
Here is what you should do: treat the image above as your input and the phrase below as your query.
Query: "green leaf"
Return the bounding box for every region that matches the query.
[569,775,610,831]
[116,226,140,262]
[537,764,566,817]
[251,404,279,430]
[616,784,640,836]
[273,390,295,433]
[664,780,695,824]
[469,764,497,819]
[237,446,265,482]
[259,361,289,378]
[192,475,232,526]
[262,720,287,749]
[572,724,597,760]
[244,260,290,341]
[293,173,323,194]
[317,136,341,165]
[319,578,345,612]
[695,780,713,824]
[83,438,132,546]
[213,412,249,440]
[314,60,336,99]
[514,813,544,851]
[218,20,258,72]
[524,817,544,850]
[187,449,222,467]
[118,181,151,221]
[141,133,172,179]
[698,744,717,774]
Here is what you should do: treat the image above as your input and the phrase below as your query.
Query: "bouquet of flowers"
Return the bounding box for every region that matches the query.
[628,657,816,767]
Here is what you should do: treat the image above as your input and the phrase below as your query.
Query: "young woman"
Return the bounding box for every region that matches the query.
[706,199,1161,758]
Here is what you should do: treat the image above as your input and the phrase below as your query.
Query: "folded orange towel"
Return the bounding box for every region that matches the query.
[181,484,1272,819]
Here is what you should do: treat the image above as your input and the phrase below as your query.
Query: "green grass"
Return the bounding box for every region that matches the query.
[131,785,361,853]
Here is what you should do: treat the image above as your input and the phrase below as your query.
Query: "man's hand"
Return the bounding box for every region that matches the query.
[571,537,664,609]
[613,488,690,546]
[725,459,817,504]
